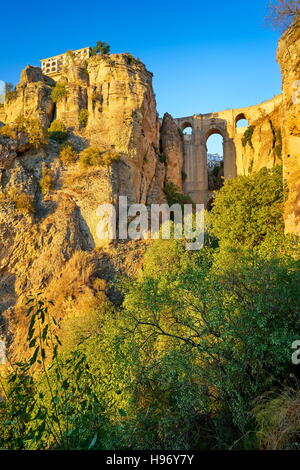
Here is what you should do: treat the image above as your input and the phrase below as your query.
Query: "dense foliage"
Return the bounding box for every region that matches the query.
[0,165,299,450]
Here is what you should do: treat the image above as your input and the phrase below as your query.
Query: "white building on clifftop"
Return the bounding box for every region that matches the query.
[40,47,91,79]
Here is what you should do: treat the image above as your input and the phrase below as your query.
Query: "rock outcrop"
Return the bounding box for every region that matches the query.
[0,53,173,360]
[0,26,299,361]
[160,113,184,190]
[3,66,55,127]
[277,20,300,235]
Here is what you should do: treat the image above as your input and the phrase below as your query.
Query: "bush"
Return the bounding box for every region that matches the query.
[0,117,47,148]
[208,166,284,249]
[242,125,255,148]
[164,180,194,206]
[79,109,88,128]
[79,147,102,168]
[101,150,120,166]
[9,192,35,214]
[48,120,68,143]
[40,167,55,194]
[253,386,300,450]
[79,148,120,168]
[15,116,48,148]
[0,124,17,139]
[51,82,68,103]
[124,53,139,65]
[59,144,78,165]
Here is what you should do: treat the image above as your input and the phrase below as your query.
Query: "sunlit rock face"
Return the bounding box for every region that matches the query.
[277,21,300,235]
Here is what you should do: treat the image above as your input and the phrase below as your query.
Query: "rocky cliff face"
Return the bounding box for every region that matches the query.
[3,66,55,127]
[0,30,299,361]
[0,53,184,361]
[277,21,300,235]
[234,106,283,176]
[160,113,184,190]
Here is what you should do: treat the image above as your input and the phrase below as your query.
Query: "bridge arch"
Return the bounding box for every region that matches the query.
[176,116,237,205]
[204,128,225,191]
[181,121,194,137]
[235,113,249,129]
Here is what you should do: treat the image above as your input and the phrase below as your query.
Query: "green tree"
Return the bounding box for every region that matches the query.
[91,41,110,56]
[122,240,300,445]
[208,166,285,249]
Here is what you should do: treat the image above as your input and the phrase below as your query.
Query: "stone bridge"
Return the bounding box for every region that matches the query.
[174,95,282,204]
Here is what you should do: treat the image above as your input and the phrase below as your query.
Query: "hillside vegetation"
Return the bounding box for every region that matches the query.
[1,166,299,450]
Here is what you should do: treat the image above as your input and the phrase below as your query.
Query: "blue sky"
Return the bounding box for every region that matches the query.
[0,0,282,153]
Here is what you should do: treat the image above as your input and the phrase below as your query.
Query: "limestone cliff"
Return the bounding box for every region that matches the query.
[277,21,300,235]
[160,113,184,190]
[0,54,169,361]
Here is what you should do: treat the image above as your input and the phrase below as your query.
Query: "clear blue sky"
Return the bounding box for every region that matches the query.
[0,0,282,153]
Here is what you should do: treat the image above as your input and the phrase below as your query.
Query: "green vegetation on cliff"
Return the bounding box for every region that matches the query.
[0,166,299,450]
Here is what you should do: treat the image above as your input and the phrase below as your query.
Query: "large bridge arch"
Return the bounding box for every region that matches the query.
[174,95,281,205]
[176,116,237,204]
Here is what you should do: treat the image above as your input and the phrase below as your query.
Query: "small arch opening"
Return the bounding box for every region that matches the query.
[206,132,224,191]
[181,123,193,143]
[181,122,193,135]
[235,113,249,129]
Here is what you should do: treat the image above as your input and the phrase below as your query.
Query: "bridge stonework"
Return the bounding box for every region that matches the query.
[174,95,282,204]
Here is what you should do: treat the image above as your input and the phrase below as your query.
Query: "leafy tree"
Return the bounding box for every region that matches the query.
[90,41,110,56]
[123,240,300,445]
[208,166,285,249]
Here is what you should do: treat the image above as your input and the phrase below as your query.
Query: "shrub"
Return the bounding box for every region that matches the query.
[59,144,78,165]
[0,117,47,148]
[40,167,55,194]
[101,150,120,166]
[79,109,88,128]
[253,386,300,450]
[9,192,35,214]
[79,147,102,168]
[79,148,120,168]
[164,180,194,206]
[48,120,68,143]
[242,125,255,148]
[51,82,68,103]
[15,116,48,148]
[0,124,17,139]
[124,53,140,65]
